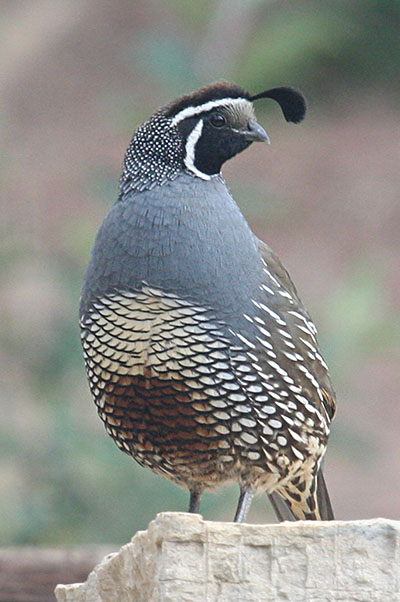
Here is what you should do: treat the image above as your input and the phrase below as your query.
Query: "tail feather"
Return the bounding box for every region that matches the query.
[315,469,334,520]
[269,468,334,522]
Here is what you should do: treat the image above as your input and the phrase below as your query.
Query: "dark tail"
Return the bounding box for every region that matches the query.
[268,469,334,521]
[315,469,334,520]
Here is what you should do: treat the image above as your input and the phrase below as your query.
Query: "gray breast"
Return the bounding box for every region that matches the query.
[80,173,264,332]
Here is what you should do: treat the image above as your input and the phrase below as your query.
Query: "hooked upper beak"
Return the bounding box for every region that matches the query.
[241,120,270,143]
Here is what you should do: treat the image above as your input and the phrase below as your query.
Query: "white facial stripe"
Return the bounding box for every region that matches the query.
[184,119,211,181]
[171,97,250,125]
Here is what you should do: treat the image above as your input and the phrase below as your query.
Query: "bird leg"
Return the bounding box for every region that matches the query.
[188,487,202,514]
[234,486,256,523]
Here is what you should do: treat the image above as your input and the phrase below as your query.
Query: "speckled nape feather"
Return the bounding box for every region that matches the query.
[81,80,335,524]
[119,112,183,197]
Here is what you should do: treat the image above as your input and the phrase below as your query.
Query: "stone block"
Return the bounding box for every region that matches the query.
[55,513,400,602]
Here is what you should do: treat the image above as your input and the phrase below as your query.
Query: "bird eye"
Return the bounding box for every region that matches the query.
[209,113,226,128]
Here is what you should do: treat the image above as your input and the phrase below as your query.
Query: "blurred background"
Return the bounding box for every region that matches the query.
[1,0,400,545]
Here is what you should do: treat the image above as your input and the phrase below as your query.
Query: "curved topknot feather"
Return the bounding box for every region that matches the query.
[250,87,307,123]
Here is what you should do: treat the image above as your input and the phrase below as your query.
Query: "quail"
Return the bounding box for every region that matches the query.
[80,81,336,523]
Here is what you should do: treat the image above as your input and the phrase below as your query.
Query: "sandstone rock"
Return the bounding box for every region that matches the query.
[55,513,400,602]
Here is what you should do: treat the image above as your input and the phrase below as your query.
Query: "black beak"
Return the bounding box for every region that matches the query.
[241,120,270,143]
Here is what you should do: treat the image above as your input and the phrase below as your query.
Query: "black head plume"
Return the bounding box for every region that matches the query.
[249,87,306,124]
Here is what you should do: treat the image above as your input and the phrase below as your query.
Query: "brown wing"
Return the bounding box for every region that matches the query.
[257,237,336,520]
[257,239,302,304]
[257,237,337,421]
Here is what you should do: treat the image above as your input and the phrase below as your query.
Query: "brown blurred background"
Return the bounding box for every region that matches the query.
[1,0,400,545]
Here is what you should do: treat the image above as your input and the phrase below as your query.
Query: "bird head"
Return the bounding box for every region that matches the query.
[120,82,306,195]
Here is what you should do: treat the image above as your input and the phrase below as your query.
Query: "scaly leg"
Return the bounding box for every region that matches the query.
[188,488,202,514]
[234,486,255,523]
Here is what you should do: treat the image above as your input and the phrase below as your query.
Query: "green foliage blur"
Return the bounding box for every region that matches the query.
[1,0,400,544]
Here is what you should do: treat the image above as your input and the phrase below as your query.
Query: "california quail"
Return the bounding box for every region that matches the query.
[80,82,336,523]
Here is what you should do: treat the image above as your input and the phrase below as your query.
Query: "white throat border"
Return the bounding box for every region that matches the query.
[183,119,211,181]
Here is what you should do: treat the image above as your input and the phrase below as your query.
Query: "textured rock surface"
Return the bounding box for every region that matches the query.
[55,512,400,602]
